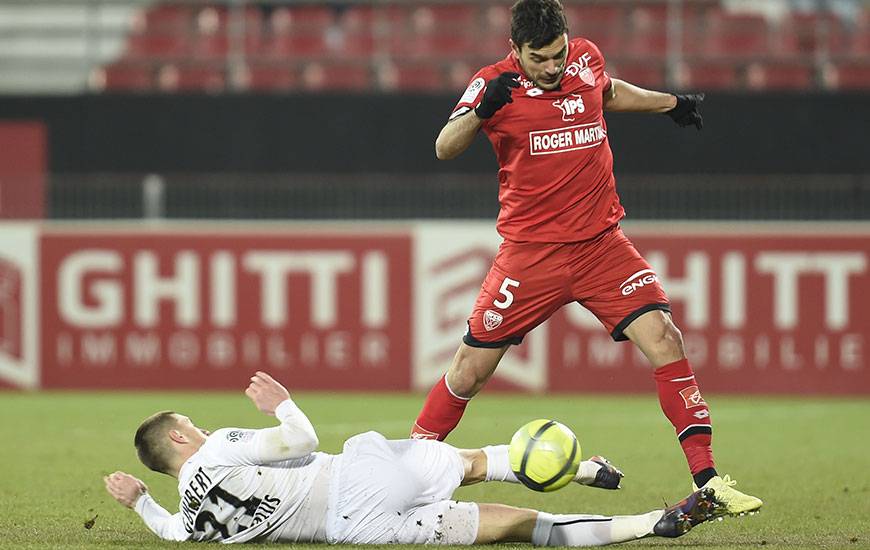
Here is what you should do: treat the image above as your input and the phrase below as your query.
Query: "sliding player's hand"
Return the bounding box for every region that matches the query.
[665,93,705,130]
[475,72,521,119]
[104,471,147,509]
[245,371,291,416]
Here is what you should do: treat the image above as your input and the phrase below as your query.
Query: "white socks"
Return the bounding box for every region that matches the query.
[482,445,519,483]
[531,510,662,546]
[481,445,604,486]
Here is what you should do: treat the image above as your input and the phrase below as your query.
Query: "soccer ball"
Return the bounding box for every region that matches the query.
[508,419,581,492]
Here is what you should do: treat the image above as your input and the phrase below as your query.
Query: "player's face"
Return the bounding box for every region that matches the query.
[175,414,211,443]
[512,34,569,91]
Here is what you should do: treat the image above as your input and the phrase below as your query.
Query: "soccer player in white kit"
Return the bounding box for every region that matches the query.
[105,371,723,546]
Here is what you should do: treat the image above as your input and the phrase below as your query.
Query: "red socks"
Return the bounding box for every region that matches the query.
[410,375,470,440]
[654,359,715,476]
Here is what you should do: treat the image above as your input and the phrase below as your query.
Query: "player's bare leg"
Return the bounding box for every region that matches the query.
[447,343,510,397]
[410,343,508,440]
[623,309,762,516]
[456,446,623,490]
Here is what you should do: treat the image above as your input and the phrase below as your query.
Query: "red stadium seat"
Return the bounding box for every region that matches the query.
[680,61,738,90]
[157,64,225,92]
[95,63,154,92]
[777,12,851,56]
[139,4,194,34]
[384,62,444,92]
[243,64,298,92]
[832,62,870,90]
[703,11,771,58]
[748,62,814,90]
[607,60,665,87]
[126,32,189,59]
[266,32,329,59]
[301,62,370,91]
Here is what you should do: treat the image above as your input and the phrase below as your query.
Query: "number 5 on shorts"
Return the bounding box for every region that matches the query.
[493,277,520,309]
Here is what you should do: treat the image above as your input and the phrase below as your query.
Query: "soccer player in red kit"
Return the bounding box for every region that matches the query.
[410,0,762,517]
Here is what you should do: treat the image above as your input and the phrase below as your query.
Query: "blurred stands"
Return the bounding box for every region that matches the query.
[1,0,869,94]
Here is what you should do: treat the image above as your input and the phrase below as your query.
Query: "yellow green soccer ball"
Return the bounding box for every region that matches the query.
[508,419,581,492]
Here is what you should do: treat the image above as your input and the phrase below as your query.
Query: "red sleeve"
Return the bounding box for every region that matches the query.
[584,38,612,94]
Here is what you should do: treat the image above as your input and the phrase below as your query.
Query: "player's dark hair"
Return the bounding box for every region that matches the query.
[510,0,568,50]
[134,411,179,475]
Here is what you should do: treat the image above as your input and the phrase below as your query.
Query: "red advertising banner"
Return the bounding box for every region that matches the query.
[548,229,870,395]
[40,229,412,390]
[0,122,46,219]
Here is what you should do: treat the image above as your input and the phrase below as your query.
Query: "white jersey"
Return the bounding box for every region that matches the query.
[175,429,333,543]
[134,398,331,544]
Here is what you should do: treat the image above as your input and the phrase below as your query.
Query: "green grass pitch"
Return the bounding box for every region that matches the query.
[1,391,868,549]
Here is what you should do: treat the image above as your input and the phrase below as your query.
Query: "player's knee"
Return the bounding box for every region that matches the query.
[652,318,685,357]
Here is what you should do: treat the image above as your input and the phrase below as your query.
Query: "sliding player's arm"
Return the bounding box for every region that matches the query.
[603,78,704,129]
[243,371,319,463]
[104,472,189,541]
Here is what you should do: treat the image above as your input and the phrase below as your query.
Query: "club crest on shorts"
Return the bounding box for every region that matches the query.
[483,309,503,331]
[679,385,707,409]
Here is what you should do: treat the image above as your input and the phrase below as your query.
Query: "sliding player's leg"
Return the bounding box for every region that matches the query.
[471,488,721,546]
[456,446,623,490]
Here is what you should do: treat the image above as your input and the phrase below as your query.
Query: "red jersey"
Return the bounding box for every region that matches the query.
[451,38,624,243]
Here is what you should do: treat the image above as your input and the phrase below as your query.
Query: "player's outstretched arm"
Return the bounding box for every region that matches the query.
[104,471,189,541]
[436,72,520,160]
[603,79,704,129]
[245,371,319,462]
[435,111,484,160]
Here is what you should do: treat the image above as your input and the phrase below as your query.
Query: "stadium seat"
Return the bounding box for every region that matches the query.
[157,63,225,92]
[746,62,814,90]
[777,12,851,56]
[137,4,193,34]
[301,62,370,91]
[243,63,297,92]
[679,61,738,90]
[93,63,154,92]
[703,10,771,58]
[126,31,189,59]
[831,62,870,90]
[379,62,443,92]
[266,32,329,59]
[607,60,665,87]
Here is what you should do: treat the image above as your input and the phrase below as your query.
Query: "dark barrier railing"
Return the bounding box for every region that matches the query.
[48,172,870,220]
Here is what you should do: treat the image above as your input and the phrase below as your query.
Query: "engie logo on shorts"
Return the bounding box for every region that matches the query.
[529,122,606,156]
[618,268,658,296]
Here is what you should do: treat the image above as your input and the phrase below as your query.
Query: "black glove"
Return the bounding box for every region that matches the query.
[665,93,705,130]
[474,72,521,119]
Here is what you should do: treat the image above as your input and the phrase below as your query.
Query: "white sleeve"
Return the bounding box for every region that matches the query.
[133,493,190,542]
[206,398,319,466]
[251,398,319,463]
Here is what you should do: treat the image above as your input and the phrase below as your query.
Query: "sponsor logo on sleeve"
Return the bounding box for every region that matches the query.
[679,386,707,409]
[528,122,606,156]
[459,77,485,105]
[226,429,255,443]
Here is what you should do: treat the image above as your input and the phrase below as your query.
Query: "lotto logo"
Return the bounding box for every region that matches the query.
[484,309,503,331]
[679,386,707,409]
[694,410,710,420]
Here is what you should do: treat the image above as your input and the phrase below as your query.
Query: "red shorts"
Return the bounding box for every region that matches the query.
[465,225,669,347]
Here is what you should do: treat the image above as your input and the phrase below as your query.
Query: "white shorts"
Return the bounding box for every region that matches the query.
[326,431,479,545]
